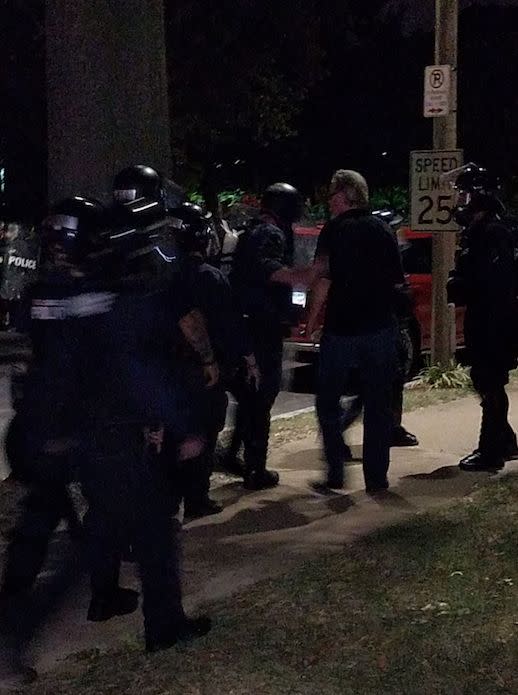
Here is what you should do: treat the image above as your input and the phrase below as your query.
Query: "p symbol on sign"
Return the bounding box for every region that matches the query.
[430,70,444,89]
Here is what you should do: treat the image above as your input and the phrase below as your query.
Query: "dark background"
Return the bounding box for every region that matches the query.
[2,0,518,214]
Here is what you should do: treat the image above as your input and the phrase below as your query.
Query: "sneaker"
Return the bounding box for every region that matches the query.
[87,587,139,622]
[145,615,212,653]
[309,480,343,495]
[184,498,223,519]
[243,469,280,490]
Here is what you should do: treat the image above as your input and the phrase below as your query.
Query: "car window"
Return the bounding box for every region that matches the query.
[293,232,319,266]
[401,237,432,274]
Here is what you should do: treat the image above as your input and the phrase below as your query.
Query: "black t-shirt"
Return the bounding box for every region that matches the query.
[316,209,405,336]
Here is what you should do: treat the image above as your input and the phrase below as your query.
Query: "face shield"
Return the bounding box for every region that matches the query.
[100,198,184,283]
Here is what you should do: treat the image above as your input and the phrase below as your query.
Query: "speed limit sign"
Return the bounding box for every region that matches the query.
[410,149,463,232]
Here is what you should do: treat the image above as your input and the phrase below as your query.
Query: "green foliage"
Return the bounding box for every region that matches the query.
[419,360,472,390]
[186,190,204,206]
[370,186,409,216]
[302,201,327,224]
[217,189,246,209]
[186,188,253,212]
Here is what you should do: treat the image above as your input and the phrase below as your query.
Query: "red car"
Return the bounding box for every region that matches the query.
[285,224,464,379]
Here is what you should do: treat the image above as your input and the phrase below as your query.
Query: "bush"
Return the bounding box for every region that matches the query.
[419,360,472,390]
[370,185,409,217]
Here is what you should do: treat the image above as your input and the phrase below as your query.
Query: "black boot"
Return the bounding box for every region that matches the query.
[87,587,139,622]
[219,453,245,477]
[503,434,518,460]
[243,468,280,490]
[390,426,419,447]
[145,615,212,653]
[459,450,504,471]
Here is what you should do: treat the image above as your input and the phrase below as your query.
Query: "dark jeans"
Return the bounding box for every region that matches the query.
[340,378,405,435]
[470,363,517,458]
[316,326,397,489]
[230,323,283,474]
[80,424,185,640]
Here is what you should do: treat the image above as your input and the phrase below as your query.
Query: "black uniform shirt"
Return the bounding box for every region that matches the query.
[180,256,250,368]
[230,218,293,325]
[453,215,516,358]
[316,209,405,336]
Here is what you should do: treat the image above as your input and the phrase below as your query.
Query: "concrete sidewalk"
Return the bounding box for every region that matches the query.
[7,388,518,671]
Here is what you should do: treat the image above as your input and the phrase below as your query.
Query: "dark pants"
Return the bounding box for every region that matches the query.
[166,375,228,508]
[340,378,405,435]
[316,326,397,489]
[231,324,283,474]
[1,483,78,596]
[80,424,185,640]
[470,363,517,458]
[2,417,81,596]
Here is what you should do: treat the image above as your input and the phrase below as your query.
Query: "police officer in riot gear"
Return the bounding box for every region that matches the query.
[447,163,518,471]
[113,164,186,211]
[78,191,212,649]
[0,196,106,686]
[229,183,313,489]
[169,202,258,516]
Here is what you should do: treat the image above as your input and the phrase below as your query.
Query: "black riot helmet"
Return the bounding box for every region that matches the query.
[448,162,505,227]
[113,165,186,212]
[261,182,303,225]
[98,194,181,284]
[41,196,105,264]
[170,202,213,254]
[113,165,161,203]
[105,196,168,255]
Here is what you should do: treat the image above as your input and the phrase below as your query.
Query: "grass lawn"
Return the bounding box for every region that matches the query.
[25,475,518,695]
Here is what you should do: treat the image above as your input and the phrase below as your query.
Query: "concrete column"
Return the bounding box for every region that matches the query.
[46,0,170,204]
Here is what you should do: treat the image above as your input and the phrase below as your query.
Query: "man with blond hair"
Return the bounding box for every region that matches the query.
[306,170,406,494]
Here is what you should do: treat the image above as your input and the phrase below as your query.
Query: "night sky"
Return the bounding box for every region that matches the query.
[2,1,518,209]
[384,0,518,31]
